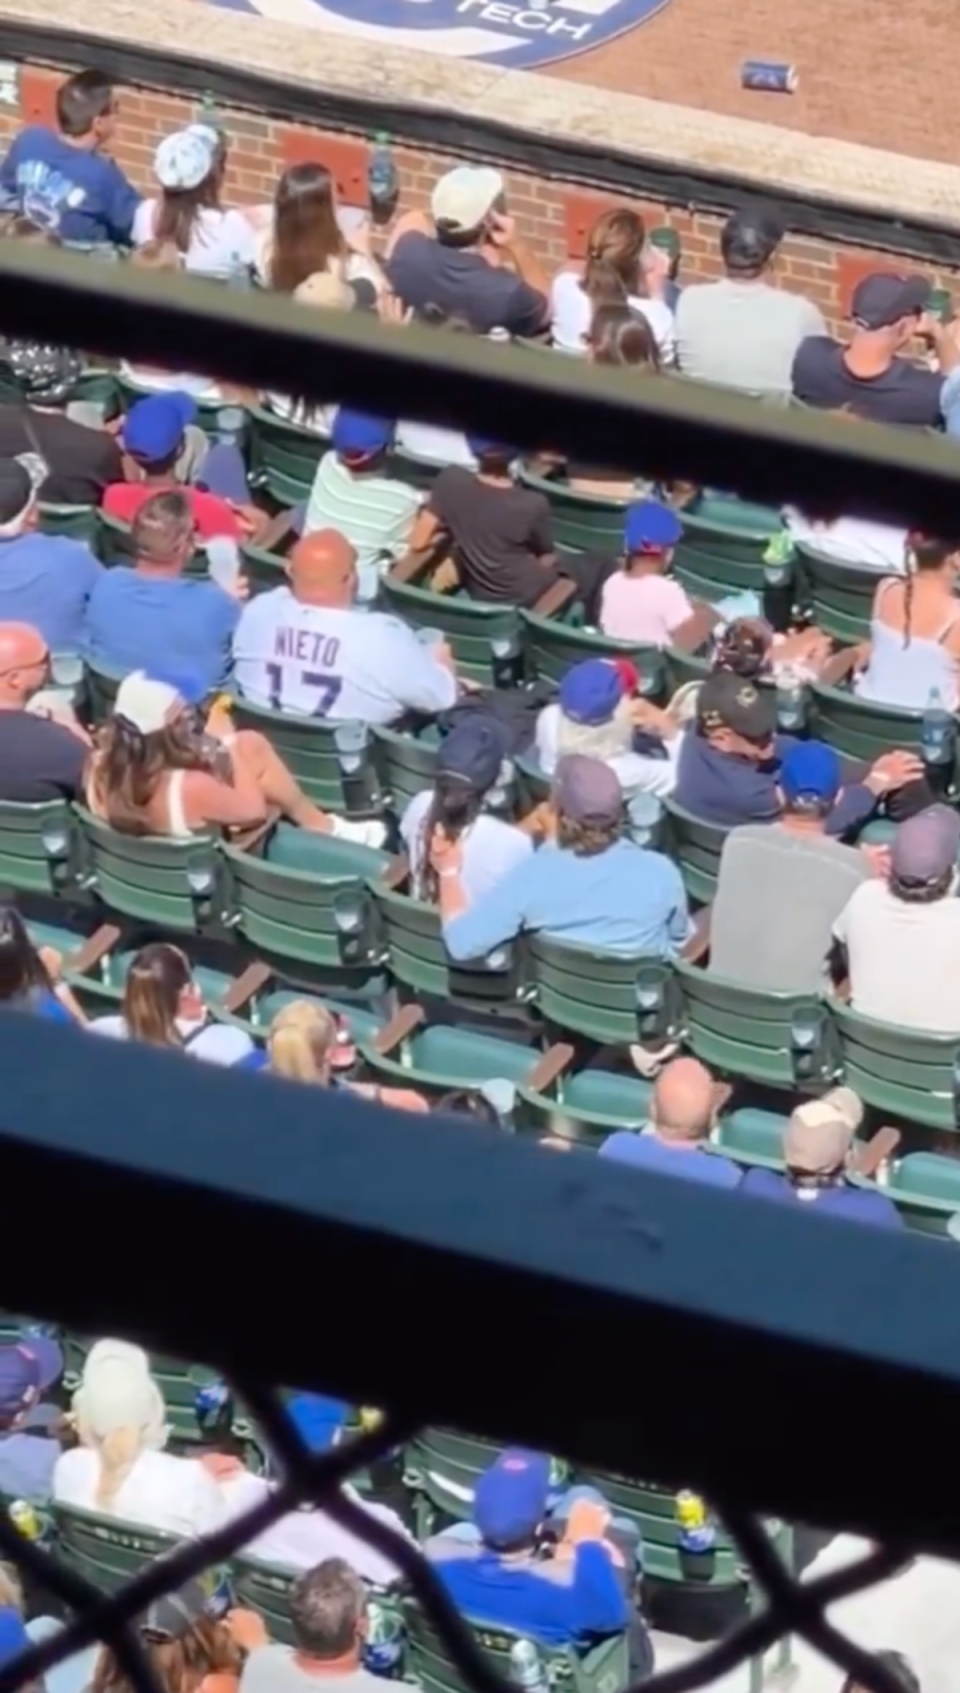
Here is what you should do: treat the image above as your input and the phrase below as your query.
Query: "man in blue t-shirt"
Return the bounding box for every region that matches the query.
[740,1088,902,1230]
[600,1056,739,1189]
[0,458,101,649]
[84,487,242,693]
[0,69,140,245]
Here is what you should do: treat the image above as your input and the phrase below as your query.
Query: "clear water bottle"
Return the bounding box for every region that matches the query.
[368,133,398,213]
[509,1639,549,1692]
[775,669,805,733]
[922,685,954,768]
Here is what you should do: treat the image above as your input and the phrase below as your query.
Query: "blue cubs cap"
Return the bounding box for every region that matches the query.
[779,741,842,806]
[332,409,394,459]
[147,669,209,707]
[558,658,623,726]
[474,1448,551,1547]
[0,1609,30,1667]
[466,436,517,463]
[123,392,198,462]
[438,718,508,793]
[0,1334,63,1418]
[623,500,683,554]
[285,1392,349,1453]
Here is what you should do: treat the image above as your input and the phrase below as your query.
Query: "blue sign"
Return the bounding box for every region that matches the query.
[216,0,672,70]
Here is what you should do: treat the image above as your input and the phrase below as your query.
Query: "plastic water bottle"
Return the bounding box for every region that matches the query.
[195,1379,233,1440]
[676,1490,717,1581]
[509,1640,549,1692]
[368,134,398,213]
[363,1601,404,1677]
[775,668,805,733]
[206,536,242,592]
[922,685,954,769]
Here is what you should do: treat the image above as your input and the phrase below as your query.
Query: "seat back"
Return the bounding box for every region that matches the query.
[662,800,728,904]
[150,1353,222,1445]
[0,800,76,897]
[222,842,386,989]
[358,1021,539,1100]
[53,1501,180,1592]
[792,545,878,645]
[529,933,679,1049]
[387,446,442,495]
[833,1003,960,1132]
[371,725,441,814]
[380,577,524,688]
[37,503,99,545]
[70,366,118,411]
[230,700,385,814]
[232,1554,298,1644]
[885,1152,960,1233]
[248,403,326,504]
[402,1599,628,1693]
[674,958,841,1090]
[515,465,629,552]
[75,807,222,932]
[709,1107,788,1170]
[374,883,523,1006]
[575,1473,744,1589]
[673,496,778,602]
[516,1066,653,1148]
[403,1428,504,1527]
[809,677,926,763]
[520,611,666,697]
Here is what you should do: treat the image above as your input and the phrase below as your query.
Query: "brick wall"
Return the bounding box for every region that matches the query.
[10,63,960,331]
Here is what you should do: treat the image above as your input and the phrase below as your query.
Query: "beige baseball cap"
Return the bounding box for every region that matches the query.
[783,1088,863,1174]
[431,166,503,234]
[294,272,356,311]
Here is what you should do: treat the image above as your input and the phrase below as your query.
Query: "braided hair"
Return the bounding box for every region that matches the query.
[902,531,960,648]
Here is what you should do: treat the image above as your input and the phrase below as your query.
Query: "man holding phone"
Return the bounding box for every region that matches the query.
[386,165,550,338]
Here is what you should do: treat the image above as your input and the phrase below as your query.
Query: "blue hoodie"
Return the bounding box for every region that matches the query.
[431,1542,627,1647]
[0,126,140,244]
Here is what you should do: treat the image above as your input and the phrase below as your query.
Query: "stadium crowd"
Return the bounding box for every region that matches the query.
[0,62,946,1693]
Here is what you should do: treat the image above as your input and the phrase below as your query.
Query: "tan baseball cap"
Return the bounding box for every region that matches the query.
[783,1088,863,1175]
[294,272,356,312]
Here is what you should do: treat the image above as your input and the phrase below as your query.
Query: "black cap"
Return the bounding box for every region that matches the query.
[720,207,784,273]
[851,273,930,330]
[0,460,34,527]
[697,671,776,741]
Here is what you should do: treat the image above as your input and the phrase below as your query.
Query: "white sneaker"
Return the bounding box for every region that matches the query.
[329,816,388,851]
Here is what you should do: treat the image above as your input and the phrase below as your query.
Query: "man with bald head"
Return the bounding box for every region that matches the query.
[232,528,458,725]
[0,622,87,801]
[598,1056,740,1188]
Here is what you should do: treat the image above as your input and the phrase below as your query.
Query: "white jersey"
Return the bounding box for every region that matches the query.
[232,587,458,725]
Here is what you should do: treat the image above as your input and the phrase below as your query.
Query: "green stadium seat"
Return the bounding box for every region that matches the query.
[213,958,384,1048]
[382,557,575,688]
[516,1060,653,1149]
[662,800,729,905]
[833,1002,960,1132]
[114,370,228,437]
[402,1597,629,1693]
[357,1004,556,1102]
[221,840,388,994]
[519,611,667,697]
[388,445,442,495]
[371,724,441,815]
[529,933,680,1050]
[882,1152,960,1234]
[515,464,628,552]
[37,503,100,545]
[82,657,125,725]
[808,649,947,773]
[53,1501,181,1591]
[674,956,842,1090]
[150,1352,223,1446]
[373,875,527,1011]
[0,799,77,898]
[74,806,222,933]
[573,1472,747,1593]
[792,545,878,645]
[710,1108,787,1169]
[229,699,386,817]
[232,1554,299,1644]
[673,494,779,603]
[248,403,326,505]
[403,1429,516,1534]
[237,508,299,596]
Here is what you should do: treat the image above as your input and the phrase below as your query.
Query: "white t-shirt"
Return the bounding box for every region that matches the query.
[53,1446,229,1539]
[833,879,960,1032]
[535,703,681,799]
[219,1471,412,1586]
[232,588,458,725]
[88,1014,255,1066]
[549,270,676,363]
[132,202,258,278]
[401,789,533,903]
[783,509,907,574]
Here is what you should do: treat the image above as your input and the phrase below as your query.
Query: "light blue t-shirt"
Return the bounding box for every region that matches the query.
[84,569,239,692]
[599,1130,741,1188]
[444,838,690,960]
[0,532,101,651]
[0,127,140,245]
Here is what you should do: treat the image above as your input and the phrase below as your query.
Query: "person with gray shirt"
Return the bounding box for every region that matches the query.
[709,741,871,992]
[240,1560,389,1693]
[674,208,826,400]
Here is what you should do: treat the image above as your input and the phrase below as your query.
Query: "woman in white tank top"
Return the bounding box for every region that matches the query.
[856,532,960,712]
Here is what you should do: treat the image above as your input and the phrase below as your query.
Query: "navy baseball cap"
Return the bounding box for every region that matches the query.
[623,500,683,554]
[474,1448,551,1547]
[0,1334,63,1418]
[437,718,508,793]
[466,436,517,463]
[779,741,842,806]
[558,659,623,726]
[332,409,394,459]
[123,392,197,461]
[851,273,930,330]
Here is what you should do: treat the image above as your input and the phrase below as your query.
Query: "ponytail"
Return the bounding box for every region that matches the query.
[416,778,482,904]
[582,251,628,308]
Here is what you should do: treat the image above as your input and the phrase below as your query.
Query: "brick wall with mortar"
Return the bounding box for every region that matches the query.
[10,63,960,334]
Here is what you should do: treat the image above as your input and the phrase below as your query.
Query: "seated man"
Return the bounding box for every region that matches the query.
[708,742,873,992]
[599,1056,738,1189]
[426,1449,629,1649]
[0,1334,65,1498]
[102,392,252,541]
[438,754,691,959]
[740,1090,902,1230]
[232,529,458,725]
[241,1559,392,1693]
[303,410,421,601]
[0,457,101,651]
[0,623,88,802]
[0,343,122,504]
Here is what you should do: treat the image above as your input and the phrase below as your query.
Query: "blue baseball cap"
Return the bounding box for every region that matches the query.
[438,718,508,793]
[623,500,683,555]
[285,1393,348,1453]
[0,1609,30,1667]
[465,436,517,463]
[0,1334,63,1419]
[558,658,623,726]
[332,409,394,460]
[474,1449,551,1548]
[123,392,198,462]
[779,741,842,806]
[147,669,208,707]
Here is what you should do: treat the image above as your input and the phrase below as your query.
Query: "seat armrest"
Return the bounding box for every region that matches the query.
[381,854,410,892]
[388,551,431,586]
[66,924,122,975]
[531,577,577,619]
[524,1042,575,1094]
[819,646,860,688]
[374,1004,426,1057]
[854,1125,901,1178]
[681,906,712,963]
[252,508,297,556]
[222,959,274,1015]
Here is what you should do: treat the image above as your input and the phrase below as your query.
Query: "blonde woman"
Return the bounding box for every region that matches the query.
[53,1340,229,1537]
[246,1000,428,1111]
[535,658,681,804]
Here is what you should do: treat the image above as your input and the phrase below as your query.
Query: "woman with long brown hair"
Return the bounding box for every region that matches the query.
[90,1580,261,1693]
[550,207,675,361]
[132,127,257,280]
[255,162,382,297]
[89,941,255,1066]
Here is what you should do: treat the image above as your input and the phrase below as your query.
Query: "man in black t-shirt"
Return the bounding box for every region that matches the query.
[386,166,549,339]
[791,272,958,426]
[0,341,121,503]
[0,622,87,801]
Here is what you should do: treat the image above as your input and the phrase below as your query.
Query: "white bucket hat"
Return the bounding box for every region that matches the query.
[154,124,220,192]
[113,672,184,736]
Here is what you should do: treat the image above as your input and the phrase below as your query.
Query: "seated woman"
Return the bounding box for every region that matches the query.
[400,718,532,904]
[549,207,675,364]
[535,659,682,830]
[89,941,255,1066]
[244,999,427,1112]
[254,162,382,300]
[531,305,664,502]
[0,903,86,1025]
[84,672,385,848]
[132,125,258,281]
[855,532,960,711]
[53,1340,230,1537]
